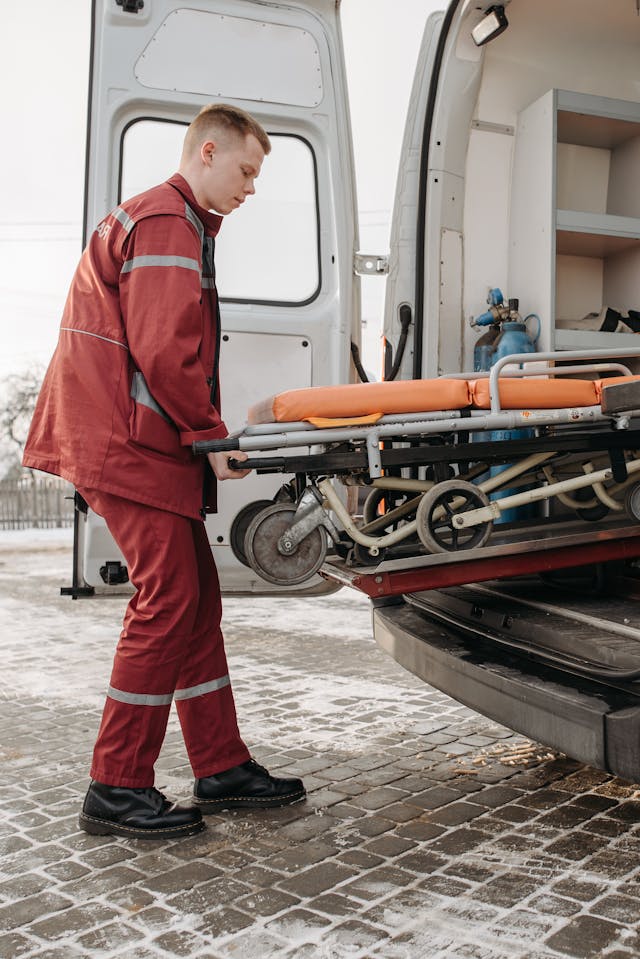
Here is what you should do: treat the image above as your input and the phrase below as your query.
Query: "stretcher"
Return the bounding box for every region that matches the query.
[194,348,640,590]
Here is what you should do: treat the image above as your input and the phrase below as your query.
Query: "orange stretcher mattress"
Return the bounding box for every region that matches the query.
[247,375,640,426]
[248,379,472,425]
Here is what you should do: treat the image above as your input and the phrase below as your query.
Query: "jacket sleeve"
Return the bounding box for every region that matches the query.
[119,214,228,445]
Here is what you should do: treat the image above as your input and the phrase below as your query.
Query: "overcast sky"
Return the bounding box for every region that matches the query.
[0,0,442,381]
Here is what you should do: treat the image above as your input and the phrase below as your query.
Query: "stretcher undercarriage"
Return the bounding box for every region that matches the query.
[195,349,640,595]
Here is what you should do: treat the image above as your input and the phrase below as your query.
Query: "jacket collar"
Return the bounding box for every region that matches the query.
[167,173,223,237]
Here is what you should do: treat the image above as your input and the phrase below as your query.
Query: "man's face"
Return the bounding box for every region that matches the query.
[201,133,265,215]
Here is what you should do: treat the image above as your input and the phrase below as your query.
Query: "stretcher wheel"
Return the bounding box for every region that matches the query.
[573,486,609,522]
[230,499,274,567]
[363,488,409,525]
[416,480,492,553]
[625,483,640,522]
[361,488,419,543]
[245,503,327,586]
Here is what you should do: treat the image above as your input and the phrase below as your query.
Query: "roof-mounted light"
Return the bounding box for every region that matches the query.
[471,4,509,46]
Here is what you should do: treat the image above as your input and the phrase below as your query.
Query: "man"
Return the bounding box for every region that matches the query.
[23,104,305,839]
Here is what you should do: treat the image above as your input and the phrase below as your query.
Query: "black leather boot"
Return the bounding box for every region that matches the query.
[193,758,306,812]
[79,781,205,839]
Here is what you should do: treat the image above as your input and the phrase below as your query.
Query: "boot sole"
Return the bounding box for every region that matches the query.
[78,812,205,840]
[193,789,306,814]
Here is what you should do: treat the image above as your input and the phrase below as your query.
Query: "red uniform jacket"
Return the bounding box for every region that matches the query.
[23,175,227,519]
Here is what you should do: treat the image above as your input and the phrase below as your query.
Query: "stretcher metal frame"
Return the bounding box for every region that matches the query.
[194,348,640,592]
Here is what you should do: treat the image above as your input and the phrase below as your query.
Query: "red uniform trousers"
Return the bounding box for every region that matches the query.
[79,488,251,788]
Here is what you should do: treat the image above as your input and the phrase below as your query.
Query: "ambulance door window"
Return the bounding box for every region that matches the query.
[119,119,319,304]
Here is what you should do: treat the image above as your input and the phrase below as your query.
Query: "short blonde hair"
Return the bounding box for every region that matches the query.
[183,103,271,157]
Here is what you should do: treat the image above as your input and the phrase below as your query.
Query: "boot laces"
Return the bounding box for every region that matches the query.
[132,787,167,811]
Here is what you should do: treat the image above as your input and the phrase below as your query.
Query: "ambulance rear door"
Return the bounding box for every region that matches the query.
[78,0,359,596]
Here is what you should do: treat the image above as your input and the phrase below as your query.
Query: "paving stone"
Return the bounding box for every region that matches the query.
[549,878,608,904]
[305,891,363,918]
[265,906,332,942]
[475,872,541,907]
[352,786,413,811]
[417,874,471,897]
[18,950,73,959]
[363,834,416,859]
[76,920,147,952]
[0,932,34,958]
[234,887,301,917]
[199,905,254,938]
[394,819,446,842]
[370,801,423,824]
[589,893,640,924]
[166,877,252,913]
[324,918,390,953]
[427,801,486,826]
[215,929,288,957]
[429,826,487,855]
[78,842,138,868]
[0,892,73,932]
[347,815,397,838]
[42,860,92,882]
[141,859,222,894]
[544,829,609,861]
[545,913,625,957]
[105,885,156,913]
[442,860,495,885]
[29,901,119,940]
[152,929,208,955]
[584,849,639,878]
[268,840,338,872]
[278,861,359,898]
[324,800,368,820]
[0,873,49,900]
[336,848,385,869]
[340,866,418,902]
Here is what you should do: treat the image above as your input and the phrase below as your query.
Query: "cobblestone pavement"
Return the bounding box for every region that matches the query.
[1,530,640,959]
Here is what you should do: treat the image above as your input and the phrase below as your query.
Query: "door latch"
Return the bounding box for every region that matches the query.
[353,253,389,276]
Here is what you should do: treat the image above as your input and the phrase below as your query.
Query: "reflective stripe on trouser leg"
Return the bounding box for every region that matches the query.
[78,488,249,788]
[174,520,250,779]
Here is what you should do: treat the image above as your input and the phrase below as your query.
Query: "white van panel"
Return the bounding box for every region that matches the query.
[135,10,323,107]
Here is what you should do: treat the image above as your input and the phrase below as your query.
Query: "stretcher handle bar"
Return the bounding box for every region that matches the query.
[192,437,240,455]
[197,407,609,457]
[445,362,632,380]
[490,348,640,414]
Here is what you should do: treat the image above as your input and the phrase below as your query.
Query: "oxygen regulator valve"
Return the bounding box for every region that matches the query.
[469,287,511,328]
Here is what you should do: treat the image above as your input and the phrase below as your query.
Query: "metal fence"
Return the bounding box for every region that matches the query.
[0,473,74,530]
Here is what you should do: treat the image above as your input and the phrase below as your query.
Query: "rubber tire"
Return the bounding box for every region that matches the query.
[416,479,493,553]
[244,503,327,586]
[625,482,640,522]
[230,499,274,567]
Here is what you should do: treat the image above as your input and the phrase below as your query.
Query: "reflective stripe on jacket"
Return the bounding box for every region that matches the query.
[23,174,226,519]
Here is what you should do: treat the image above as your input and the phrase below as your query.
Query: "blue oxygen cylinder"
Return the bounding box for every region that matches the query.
[485,300,537,524]
[471,296,540,524]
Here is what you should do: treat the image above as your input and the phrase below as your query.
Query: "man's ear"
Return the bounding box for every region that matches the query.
[201,140,216,165]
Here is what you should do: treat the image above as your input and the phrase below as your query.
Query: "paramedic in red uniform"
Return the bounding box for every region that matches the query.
[23,104,305,839]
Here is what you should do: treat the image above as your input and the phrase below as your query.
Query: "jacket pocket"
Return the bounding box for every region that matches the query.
[128,372,182,458]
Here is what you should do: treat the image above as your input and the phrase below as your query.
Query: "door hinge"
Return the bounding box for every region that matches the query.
[354,253,389,276]
[116,0,144,12]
